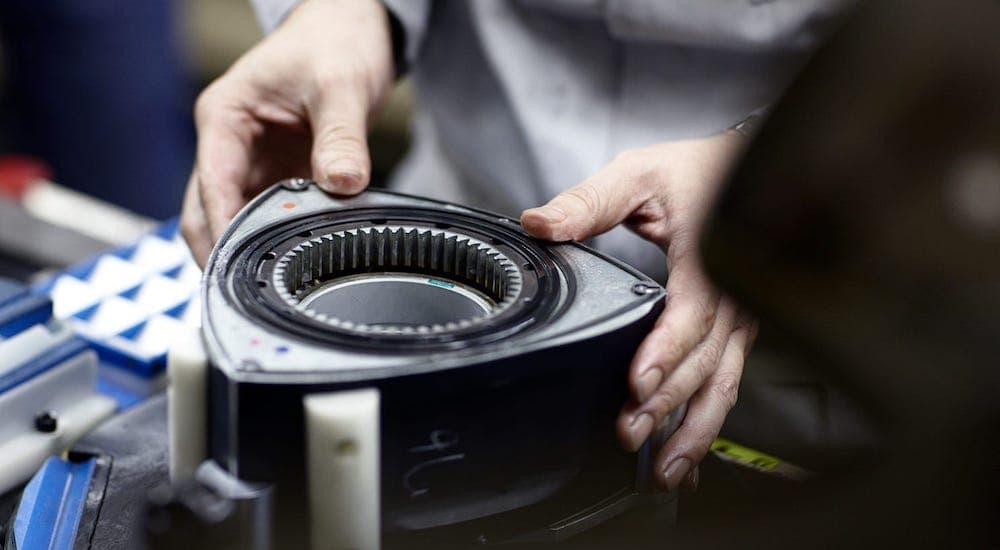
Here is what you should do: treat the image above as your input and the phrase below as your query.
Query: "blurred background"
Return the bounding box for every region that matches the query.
[0,0,411,220]
[0,2,994,545]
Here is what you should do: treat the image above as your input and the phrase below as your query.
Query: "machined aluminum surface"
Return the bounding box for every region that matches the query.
[201,181,665,383]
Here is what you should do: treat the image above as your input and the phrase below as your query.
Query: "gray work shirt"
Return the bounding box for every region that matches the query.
[252,0,847,279]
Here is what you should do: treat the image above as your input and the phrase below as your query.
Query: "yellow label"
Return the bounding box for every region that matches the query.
[710,437,781,471]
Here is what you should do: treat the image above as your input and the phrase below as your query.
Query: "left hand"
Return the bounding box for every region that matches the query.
[520,131,759,492]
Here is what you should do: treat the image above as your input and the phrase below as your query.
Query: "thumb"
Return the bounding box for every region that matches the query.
[309,89,372,195]
[521,157,649,242]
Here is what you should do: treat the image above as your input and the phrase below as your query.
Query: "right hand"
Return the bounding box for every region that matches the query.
[181,0,395,265]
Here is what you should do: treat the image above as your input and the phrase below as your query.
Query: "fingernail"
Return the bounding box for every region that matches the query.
[529,206,567,224]
[321,161,365,192]
[635,368,663,402]
[682,465,699,492]
[628,413,654,451]
[662,457,692,492]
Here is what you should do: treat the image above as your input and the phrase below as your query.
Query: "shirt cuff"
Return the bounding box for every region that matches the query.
[249,0,430,76]
[250,0,301,33]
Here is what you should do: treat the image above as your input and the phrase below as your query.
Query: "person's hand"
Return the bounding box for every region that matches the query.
[181,0,395,265]
[521,131,759,492]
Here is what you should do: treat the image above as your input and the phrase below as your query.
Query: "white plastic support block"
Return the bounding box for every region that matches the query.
[130,236,188,274]
[305,388,381,550]
[0,350,116,495]
[0,323,75,378]
[167,326,208,483]
[48,276,101,319]
[85,256,145,296]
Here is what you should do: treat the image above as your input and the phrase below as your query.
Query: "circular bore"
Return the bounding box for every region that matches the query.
[299,274,493,324]
[226,208,567,349]
[272,226,522,334]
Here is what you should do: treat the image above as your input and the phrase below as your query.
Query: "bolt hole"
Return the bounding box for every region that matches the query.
[240,359,262,372]
[523,263,535,272]
[263,252,276,260]
[257,280,268,288]
[297,230,312,238]
[333,438,359,457]
[34,411,58,433]
[370,218,387,225]
[631,282,659,296]
[434,222,451,229]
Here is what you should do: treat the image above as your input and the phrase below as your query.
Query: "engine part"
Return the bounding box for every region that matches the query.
[167,181,672,549]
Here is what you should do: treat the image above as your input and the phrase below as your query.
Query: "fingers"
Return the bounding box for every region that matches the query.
[520,152,651,241]
[630,251,721,403]
[192,95,255,243]
[308,85,372,195]
[652,320,751,491]
[618,296,737,452]
[180,172,213,267]
[681,464,699,492]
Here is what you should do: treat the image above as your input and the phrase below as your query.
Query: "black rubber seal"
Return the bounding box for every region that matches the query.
[224,207,571,351]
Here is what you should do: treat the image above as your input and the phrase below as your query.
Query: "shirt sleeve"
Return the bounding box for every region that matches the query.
[252,0,431,60]
[249,0,301,33]
[381,0,432,68]
[249,0,431,69]
[604,0,853,52]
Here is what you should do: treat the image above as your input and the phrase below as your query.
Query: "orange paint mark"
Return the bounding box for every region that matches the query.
[282,202,296,209]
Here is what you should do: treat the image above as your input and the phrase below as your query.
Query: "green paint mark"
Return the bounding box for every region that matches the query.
[426,278,455,289]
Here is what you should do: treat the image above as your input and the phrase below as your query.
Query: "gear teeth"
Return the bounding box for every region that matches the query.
[271,225,523,335]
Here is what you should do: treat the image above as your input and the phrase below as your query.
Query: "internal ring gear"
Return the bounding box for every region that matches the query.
[228,206,563,349]
[272,226,522,334]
